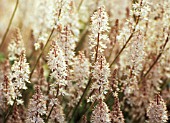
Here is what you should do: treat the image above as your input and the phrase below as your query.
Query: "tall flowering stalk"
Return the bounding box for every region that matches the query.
[88,56,110,102]
[111,92,124,123]
[124,33,145,95]
[47,98,66,123]
[47,41,67,96]
[89,5,110,62]
[8,50,30,105]
[33,0,55,50]
[7,105,22,123]
[8,28,25,61]
[68,51,90,107]
[0,60,11,110]
[57,25,77,66]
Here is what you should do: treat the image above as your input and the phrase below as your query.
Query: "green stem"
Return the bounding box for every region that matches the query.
[77,0,84,11]
[0,0,19,50]
[68,78,92,123]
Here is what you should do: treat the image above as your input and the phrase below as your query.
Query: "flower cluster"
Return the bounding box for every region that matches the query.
[26,86,46,123]
[0,0,170,123]
[88,56,110,102]
[91,100,111,123]
[8,28,25,61]
[8,51,30,105]
[47,41,67,96]
[147,94,168,123]
[89,5,110,61]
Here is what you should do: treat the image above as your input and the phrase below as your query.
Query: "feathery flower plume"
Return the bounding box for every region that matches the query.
[7,105,22,123]
[130,0,151,21]
[91,100,111,123]
[26,86,46,123]
[89,5,110,61]
[8,50,30,105]
[33,0,55,50]
[147,94,168,123]
[111,92,124,123]
[124,33,145,95]
[8,28,25,61]
[88,56,110,102]
[68,51,90,107]
[0,60,11,109]
[73,51,90,89]
[58,25,77,65]
[54,0,73,27]
[47,98,66,123]
[47,41,68,96]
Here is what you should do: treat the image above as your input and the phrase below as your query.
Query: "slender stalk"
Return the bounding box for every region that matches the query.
[143,35,169,78]
[0,0,19,50]
[95,33,100,62]
[68,78,92,123]
[77,0,84,11]
[4,99,16,123]
[45,105,55,123]
[29,28,55,79]
[109,17,139,68]
[45,85,59,123]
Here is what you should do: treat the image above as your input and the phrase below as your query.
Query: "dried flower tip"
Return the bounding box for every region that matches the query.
[111,94,124,123]
[8,28,25,61]
[147,94,168,123]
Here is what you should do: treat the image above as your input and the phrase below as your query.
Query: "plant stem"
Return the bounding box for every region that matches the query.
[29,28,55,79]
[109,17,139,68]
[45,104,55,123]
[95,33,100,62]
[4,99,16,123]
[78,0,84,11]
[143,35,169,78]
[68,78,92,123]
[45,85,59,123]
[0,0,19,50]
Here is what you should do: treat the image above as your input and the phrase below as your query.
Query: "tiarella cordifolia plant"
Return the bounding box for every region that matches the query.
[0,0,170,123]
[111,92,124,123]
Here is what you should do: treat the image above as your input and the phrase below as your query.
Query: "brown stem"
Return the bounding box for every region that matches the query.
[95,33,100,62]
[0,0,19,50]
[29,28,55,79]
[143,35,169,78]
